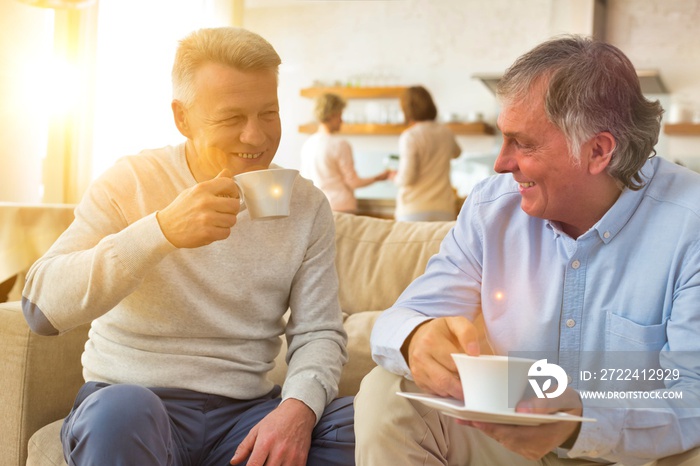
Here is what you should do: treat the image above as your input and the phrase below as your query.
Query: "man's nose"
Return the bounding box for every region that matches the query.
[239,119,266,146]
[493,146,516,174]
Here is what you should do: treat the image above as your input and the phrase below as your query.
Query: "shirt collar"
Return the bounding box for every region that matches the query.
[592,157,657,244]
[544,157,658,244]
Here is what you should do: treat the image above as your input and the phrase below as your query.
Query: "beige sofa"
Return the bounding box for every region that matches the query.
[0,212,455,466]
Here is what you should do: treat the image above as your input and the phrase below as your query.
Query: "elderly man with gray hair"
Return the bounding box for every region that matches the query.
[355,35,700,466]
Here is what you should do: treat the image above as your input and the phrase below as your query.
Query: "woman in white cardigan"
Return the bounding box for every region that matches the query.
[392,86,461,221]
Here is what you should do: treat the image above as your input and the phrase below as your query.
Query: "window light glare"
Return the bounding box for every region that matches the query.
[45,56,81,116]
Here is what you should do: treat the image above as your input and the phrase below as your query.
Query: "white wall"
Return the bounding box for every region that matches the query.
[605,0,700,171]
[244,0,700,196]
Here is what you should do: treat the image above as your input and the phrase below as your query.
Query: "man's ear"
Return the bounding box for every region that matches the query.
[172,100,191,139]
[587,131,616,175]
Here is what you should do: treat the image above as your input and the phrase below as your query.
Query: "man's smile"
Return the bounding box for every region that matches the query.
[234,152,263,159]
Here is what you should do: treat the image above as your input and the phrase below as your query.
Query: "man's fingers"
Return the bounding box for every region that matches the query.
[422,366,463,399]
[407,321,465,399]
[213,196,241,217]
[444,317,480,358]
[209,168,240,200]
[230,429,256,465]
[516,387,582,415]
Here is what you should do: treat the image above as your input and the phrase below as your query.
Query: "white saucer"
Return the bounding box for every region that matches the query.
[397,392,596,426]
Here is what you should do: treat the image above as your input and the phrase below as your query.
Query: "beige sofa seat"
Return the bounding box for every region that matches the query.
[0,212,456,466]
[0,303,89,466]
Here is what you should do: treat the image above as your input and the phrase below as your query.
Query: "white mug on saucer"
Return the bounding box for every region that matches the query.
[452,354,536,413]
[233,168,298,220]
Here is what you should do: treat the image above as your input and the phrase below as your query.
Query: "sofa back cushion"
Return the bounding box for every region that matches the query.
[333,212,455,315]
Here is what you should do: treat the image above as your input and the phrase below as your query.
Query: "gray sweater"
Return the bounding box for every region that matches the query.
[22,143,347,421]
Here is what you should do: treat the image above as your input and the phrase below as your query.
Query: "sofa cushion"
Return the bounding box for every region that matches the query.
[0,302,88,466]
[338,311,382,396]
[332,212,455,316]
[27,420,64,466]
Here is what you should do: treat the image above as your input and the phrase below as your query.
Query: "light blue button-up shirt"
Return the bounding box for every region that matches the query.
[371,156,700,465]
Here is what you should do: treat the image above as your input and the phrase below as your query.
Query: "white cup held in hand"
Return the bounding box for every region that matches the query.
[451,354,536,413]
[233,168,298,220]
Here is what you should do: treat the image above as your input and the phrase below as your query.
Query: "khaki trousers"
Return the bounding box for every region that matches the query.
[354,366,700,466]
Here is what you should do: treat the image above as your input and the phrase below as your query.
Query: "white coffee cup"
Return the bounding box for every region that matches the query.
[233,168,298,220]
[452,354,536,413]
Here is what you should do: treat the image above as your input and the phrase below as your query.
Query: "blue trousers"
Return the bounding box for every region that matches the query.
[61,382,355,466]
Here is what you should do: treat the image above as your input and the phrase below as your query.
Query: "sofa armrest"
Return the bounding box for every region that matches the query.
[0,301,89,466]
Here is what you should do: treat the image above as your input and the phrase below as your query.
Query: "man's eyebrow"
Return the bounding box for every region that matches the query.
[501,130,521,139]
[215,102,279,115]
[213,107,245,117]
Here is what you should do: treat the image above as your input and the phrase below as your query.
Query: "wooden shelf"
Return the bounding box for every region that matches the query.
[299,123,403,135]
[299,121,495,136]
[664,123,700,136]
[299,85,495,136]
[300,86,407,99]
[446,122,496,135]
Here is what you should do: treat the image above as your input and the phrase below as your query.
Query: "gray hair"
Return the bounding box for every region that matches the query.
[172,27,281,107]
[497,35,663,190]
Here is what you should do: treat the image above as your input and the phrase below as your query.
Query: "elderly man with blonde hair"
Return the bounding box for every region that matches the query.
[23,27,354,466]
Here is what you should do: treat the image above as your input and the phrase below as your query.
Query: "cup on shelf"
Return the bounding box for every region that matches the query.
[444,112,460,123]
[692,108,700,124]
[668,101,692,124]
[466,111,484,123]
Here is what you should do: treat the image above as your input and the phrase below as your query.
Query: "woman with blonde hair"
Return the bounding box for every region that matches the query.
[392,86,461,221]
[300,93,389,212]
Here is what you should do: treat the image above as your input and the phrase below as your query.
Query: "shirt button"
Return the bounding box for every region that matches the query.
[603,231,611,239]
[566,319,576,328]
[571,260,581,269]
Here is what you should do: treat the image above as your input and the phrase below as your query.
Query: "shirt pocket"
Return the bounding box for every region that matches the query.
[605,312,668,352]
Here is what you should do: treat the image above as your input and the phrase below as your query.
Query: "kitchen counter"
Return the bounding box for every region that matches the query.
[355,197,396,219]
[354,196,467,220]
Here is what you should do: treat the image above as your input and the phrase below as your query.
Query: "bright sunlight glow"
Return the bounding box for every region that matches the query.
[90,0,234,179]
[46,56,81,115]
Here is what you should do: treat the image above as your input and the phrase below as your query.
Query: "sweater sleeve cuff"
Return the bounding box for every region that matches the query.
[281,373,331,424]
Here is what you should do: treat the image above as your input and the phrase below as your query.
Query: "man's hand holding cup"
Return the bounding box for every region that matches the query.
[157,168,241,248]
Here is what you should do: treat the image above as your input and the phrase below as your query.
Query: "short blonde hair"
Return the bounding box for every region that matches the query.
[314,93,346,123]
[172,27,281,106]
